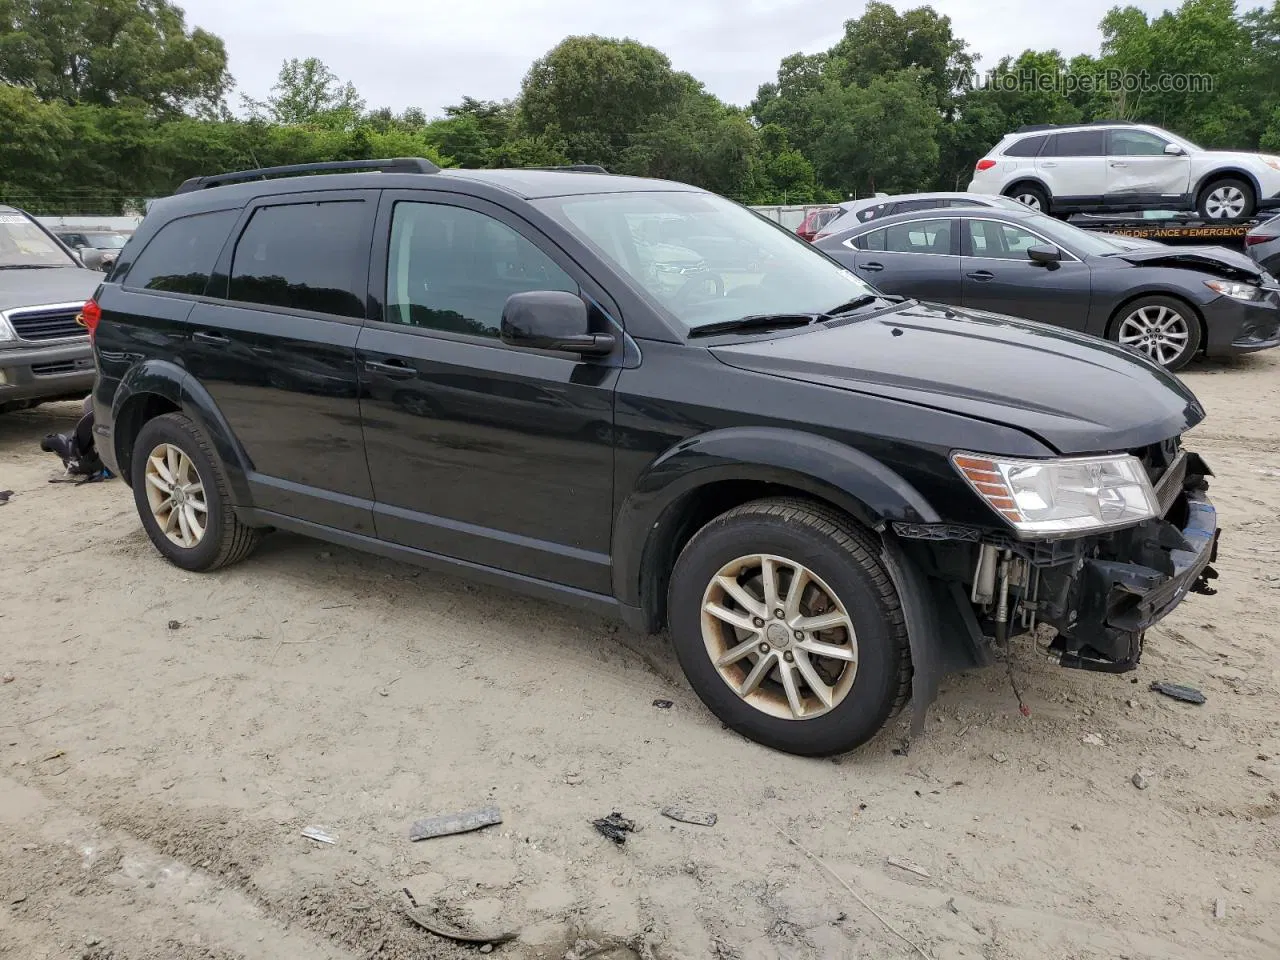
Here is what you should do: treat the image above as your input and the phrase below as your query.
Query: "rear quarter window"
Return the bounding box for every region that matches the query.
[1003,135,1047,157]
[122,210,237,295]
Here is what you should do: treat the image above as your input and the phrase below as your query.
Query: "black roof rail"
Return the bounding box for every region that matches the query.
[174,157,440,194]
[522,164,609,173]
[1015,119,1138,133]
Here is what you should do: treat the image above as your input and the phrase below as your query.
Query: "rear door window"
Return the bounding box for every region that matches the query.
[228,200,372,318]
[860,219,954,255]
[122,210,237,295]
[1045,130,1104,157]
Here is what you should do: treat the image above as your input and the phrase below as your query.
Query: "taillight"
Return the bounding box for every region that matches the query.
[1245,234,1276,246]
[77,298,101,338]
[975,159,997,171]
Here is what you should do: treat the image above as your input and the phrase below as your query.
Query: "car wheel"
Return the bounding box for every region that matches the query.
[1005,183,1050,214]
[1198,177,1255,220]
[1109,296,1202,371]
[130,412,261,572]
[667,498,911,756]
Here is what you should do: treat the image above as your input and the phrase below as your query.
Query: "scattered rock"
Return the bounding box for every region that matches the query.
[945,897,959,914]
[565,939,601,960]
[563,773,583,786]
[167,620,181,630]
[1071,823,1083,831]
[1126,699,1138,708]
[1082,733,1106,747]
[480,945,493,955]
[991,752,1009,764]
[652,699,673,709]
[1,673,13,684]
[10,891,27,904]
[1247,761,1278,783]
[1035,761,1050,772]
[377,688,389,697]
[886,855,931,879]
[660,806,717,827]
[1214,898,1226,920]
[1132,771,1153,790]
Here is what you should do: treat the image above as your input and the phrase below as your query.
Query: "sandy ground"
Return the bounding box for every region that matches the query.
[1,354,1278,960]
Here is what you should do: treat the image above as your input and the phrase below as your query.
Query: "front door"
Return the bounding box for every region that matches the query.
[1105,128,1192,206]
[846,217,962,303]
[959,217,1093,331]
[357,191,619,595]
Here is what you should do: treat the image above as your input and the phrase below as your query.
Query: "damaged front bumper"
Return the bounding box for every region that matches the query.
[1030,452,1219,672]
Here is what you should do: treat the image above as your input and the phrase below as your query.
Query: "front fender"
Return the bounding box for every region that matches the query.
[613,426,940,607]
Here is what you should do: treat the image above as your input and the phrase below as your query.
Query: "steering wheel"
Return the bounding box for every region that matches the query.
[673,274,725,304]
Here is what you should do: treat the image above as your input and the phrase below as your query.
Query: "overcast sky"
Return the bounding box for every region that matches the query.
[178,0,1176,116]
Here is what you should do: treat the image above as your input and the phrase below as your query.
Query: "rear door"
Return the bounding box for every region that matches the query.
[959,217,1092,330]
[1038,130,1106,206]
[184,191,377,533]
[355,190,619,594]
[1105,128,1191,206]
[843,217,962,303]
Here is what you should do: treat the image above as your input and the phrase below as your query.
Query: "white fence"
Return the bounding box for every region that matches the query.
[35,215,143,233]
[750,204,838,232]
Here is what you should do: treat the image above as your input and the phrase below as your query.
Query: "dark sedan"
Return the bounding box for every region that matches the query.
[815,206,1280,369]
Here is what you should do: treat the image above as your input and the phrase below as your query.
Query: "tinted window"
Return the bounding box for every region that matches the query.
[1108,129,1170,156]
[1004,134,1048,157]
[967,220,1048,259]
[861,219,952,255]
[229,201,368,317]
[1047,130,1104,157]
[386,201,577,337]
[124,210,236,295]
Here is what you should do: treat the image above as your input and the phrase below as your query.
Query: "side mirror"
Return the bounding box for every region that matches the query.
[1164,143,1184,156]
[79,248,106,271]
[1027,244,1062,265]
[500,290,615,356]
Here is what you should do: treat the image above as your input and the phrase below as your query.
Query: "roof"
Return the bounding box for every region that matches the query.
[433,167,695,199]
[1013,120,1140,134]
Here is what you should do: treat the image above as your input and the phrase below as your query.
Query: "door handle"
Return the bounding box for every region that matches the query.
[1110,161,1129,167]
[192,331,229,345]
[364,358,416,379]
[1040,161,1058,167]
[966,270,995,281]
[861,261,885,272]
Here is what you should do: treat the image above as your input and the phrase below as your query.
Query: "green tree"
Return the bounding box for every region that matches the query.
[0,0,230,114]
[519,35,686,167]
[243,57,365,129]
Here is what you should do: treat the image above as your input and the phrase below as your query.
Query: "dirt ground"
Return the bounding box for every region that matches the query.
[2,354,1278,960]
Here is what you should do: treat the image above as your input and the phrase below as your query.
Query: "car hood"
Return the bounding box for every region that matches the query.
[710,300,1204,454]
[0,266,99,312]
[1114,244,1270,282]
[1198,150,1280,168]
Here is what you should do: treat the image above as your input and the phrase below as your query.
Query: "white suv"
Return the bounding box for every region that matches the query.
[968,121,1280,221]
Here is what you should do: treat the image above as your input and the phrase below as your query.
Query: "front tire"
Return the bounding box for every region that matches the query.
[130,413,261,572]
[668,499,911,756]
[1109,295,1202,371]
[1198,177,1255,220]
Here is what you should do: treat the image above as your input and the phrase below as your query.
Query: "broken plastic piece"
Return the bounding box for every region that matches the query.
[592,812,637,844]
[886,856,931,879]
[301,826,336,844]
[660,806,717,827]
[409,804,502,841]
[401,893,518,945]
[1149,681,1206,705]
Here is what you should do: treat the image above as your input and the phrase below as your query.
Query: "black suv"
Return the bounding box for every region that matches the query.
[90,158,1221,756]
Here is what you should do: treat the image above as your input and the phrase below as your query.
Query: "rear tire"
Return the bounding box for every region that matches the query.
[1198,177,1255,220]
[1108,295,1202,371]
[130,413,260,572]
[667,498,911,756]
[1005,183,1050,215]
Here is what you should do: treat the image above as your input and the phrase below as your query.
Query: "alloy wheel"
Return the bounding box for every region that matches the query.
[1117,305,1191,367]
[143,442,208,548]
[700,553,858,720]
[1013,193,1042,211]
[1204,185,1246,219]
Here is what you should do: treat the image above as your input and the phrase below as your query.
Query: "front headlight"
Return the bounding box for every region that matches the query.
[0,313,14,343]
[1205,279,1260,301]
[953,452,1159,536]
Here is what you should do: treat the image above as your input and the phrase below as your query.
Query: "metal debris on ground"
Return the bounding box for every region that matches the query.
[300,826,336,844]
[886,856,931,879]
[652,699,673,709]
[592,812,637,844]
[409,804,502,841]
[660,806,717,827]
[400,891,518,946]
[1149,681,1207,704]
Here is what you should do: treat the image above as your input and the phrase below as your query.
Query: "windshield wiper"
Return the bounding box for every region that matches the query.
[688,313,819,338]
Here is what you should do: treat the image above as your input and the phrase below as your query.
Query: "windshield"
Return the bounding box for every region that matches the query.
[0,214,75,267]
[84,233,128,249]
[535,191,878,331]
[1012,211,1138,257]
